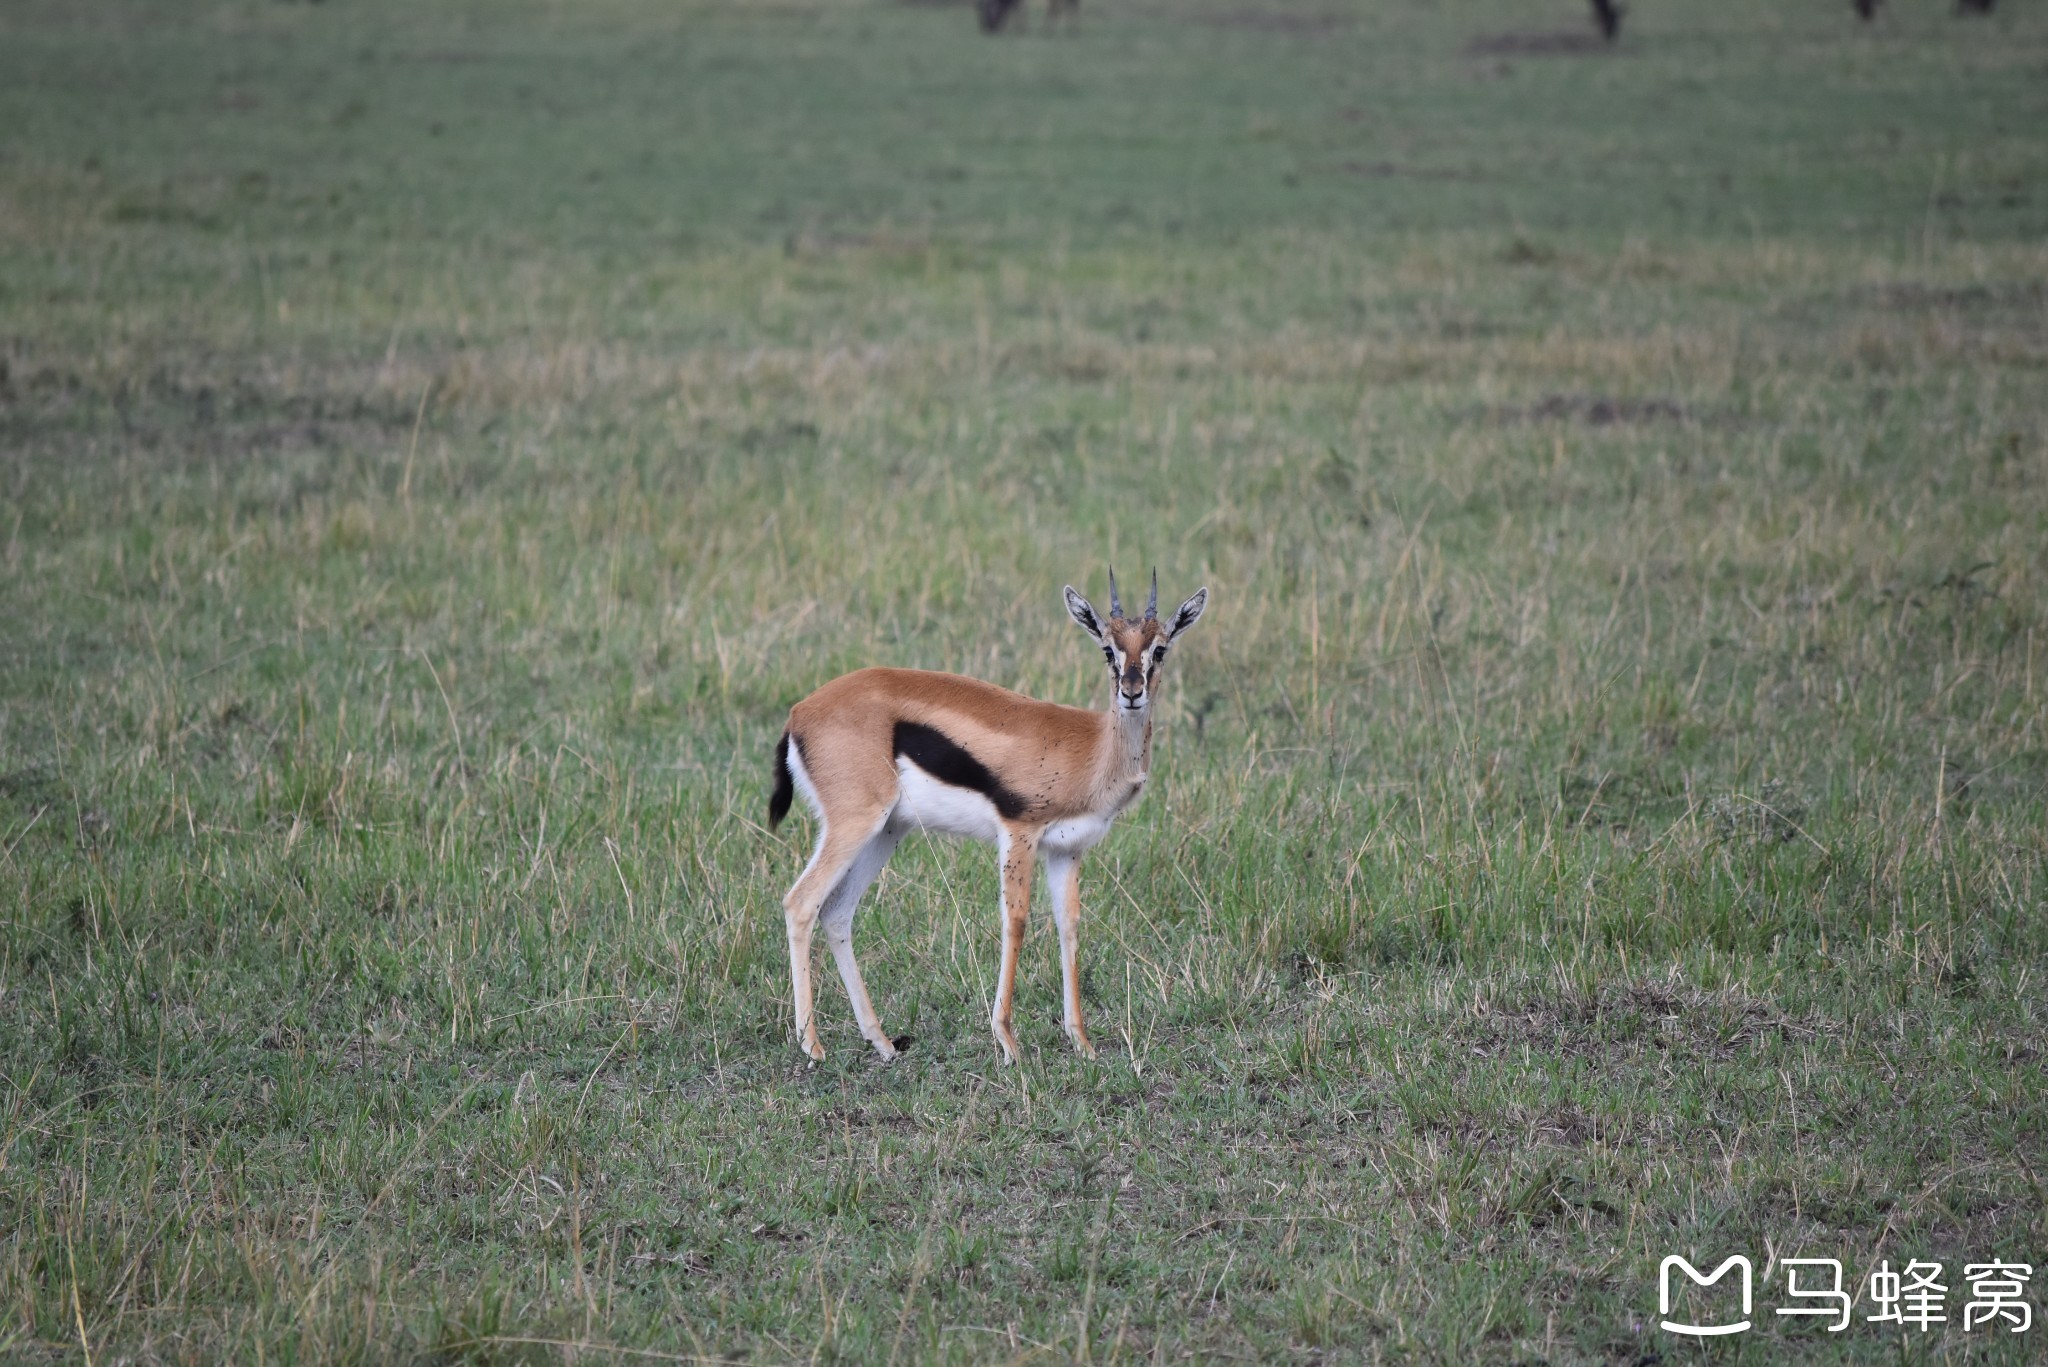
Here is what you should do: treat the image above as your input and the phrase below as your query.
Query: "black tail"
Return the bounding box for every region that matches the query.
[769,731,795,832]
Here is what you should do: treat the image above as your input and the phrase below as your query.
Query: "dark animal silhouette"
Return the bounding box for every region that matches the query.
[1590,0,1623,40]
[979,0,1077,34]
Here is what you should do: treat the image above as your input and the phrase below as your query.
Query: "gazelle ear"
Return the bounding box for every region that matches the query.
[1167,587,1209,639]
[1063,586,1107,641]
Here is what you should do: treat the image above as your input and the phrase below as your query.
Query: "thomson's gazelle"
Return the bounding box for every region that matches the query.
[769,571,1209,1064]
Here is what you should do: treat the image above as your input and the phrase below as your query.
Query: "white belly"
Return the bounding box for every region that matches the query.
[892,761,1004,842]
[1041,812,1114,855]
[889,763,1137,855]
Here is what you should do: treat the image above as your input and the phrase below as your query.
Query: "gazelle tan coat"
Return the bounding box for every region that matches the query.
[770,574,1208,1063]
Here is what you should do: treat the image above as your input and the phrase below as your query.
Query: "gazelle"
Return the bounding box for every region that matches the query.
[977,0,1079,35]
[769,571,1208,1064]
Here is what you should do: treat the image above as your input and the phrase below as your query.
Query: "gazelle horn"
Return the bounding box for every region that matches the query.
[1146,568,1159,620]
[1108,567,1123,619]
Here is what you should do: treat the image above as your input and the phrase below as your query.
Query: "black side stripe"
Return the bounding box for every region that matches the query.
[893,721,1028,820]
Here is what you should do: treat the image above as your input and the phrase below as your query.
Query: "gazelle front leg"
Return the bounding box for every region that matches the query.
[1044,852,1096,1058]
[990,824,1041,1065]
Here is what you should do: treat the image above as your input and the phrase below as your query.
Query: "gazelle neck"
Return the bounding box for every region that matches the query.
[1104,699,1152,788]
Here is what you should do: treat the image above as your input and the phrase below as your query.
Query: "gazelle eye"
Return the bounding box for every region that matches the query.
[1153,646,1167,661]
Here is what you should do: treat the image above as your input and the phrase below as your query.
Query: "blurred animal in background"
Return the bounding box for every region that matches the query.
[979,0,1078,35]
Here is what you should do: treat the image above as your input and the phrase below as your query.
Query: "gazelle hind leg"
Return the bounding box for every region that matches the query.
[1044,852,1095,1058]
[820,819,905,1059]
[990,825,1040,1065]
[784,816,884,1062]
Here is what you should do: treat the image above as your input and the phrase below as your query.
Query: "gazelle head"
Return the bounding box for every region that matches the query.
[1063,569,1209,714]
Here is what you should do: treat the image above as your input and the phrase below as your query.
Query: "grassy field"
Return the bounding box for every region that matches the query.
[3,0,2047,1361]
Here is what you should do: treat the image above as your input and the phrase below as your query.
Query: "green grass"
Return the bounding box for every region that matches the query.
[3,0,2046,1361]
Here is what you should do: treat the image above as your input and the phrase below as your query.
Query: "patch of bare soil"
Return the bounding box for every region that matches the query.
[1859,281,2048,320]
[1338,160,1484,183]
[1204,12,1345,34]
[1490,393,1689,426]
[0,362,416,479]
[1465,30,1612,57]
[1481,979,1831,1064]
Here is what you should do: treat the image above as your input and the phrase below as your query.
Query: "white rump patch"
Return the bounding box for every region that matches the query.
[785,741,833,885]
